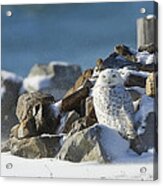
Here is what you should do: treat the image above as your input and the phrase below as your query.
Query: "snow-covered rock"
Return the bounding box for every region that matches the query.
[57,124,129,163]
[136,51,157,65]
[22,62,82,100]
[134,95,157,150]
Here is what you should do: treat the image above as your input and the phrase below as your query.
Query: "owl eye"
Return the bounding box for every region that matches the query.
[102,75,106,78]
[112,74,116,78]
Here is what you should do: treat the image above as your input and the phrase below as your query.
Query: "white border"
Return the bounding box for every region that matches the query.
[0,0,162,185]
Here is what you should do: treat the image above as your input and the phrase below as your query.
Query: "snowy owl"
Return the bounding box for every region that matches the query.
[92,68,137,140]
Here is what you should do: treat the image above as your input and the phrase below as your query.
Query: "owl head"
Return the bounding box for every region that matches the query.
[95,68,124,87]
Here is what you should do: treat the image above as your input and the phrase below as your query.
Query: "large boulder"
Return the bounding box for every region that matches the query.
[57,124,129,163]
[1,71,23,141]
[22,62,82,100]
[2,135,63,159]
[15,92,59,139]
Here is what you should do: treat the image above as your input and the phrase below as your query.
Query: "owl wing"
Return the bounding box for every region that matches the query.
[115,85,134,116]
[114,85,137,139]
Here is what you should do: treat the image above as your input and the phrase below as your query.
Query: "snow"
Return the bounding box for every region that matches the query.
[0,87,6,98]
[50,61,70,66]
[146,53,157,64]
[126,86,145,95]
[97,125,129,160]
[1,151,156,180]
[146,14,156,19]
[119,67,149,79]
[134,95,154,135]
[136,51,156,65]
[49,61,80,69]
[1,70,23,83]
[56,113,67,134]
[23,75,52,91]
[50,100,62,118]
[1,124,157,180]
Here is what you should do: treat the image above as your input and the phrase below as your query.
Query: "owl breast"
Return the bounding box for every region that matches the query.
[93,85,135,138]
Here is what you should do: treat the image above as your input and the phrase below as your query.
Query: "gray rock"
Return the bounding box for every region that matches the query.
[1,71,23,141]
[104,52,157,72]
[134,95,157,151]
[57,124,129,163]
[127,89,142,102]
[9,135,63,159]
[23,62,82,100]
[138,112,157,151]
[114,44,137,62]
[15,92,59,139]
[138,43,158,54]
[103,52,138,70]
[62,111,80,134]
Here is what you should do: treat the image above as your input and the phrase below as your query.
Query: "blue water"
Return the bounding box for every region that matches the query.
[1,2,156,77]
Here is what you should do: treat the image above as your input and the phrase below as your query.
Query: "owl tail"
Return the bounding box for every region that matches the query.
[130,135,147,155]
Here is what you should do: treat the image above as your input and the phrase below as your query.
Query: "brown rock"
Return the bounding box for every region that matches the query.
[146,72,157,97]
[69,116,97,136]
[138,43,158,54]
[61,87,89,113]
[127,89,142,101]
[16,92,59,139]
[114,44,137,62]
[64,68,93,98]
[85,96,97,119]
[9,135,63,159]
[124,73,147,88]
[138,63,157,72]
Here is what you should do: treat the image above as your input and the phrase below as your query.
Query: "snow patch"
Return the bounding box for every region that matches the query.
[1,149,155,180]
[23,75,52,91]
[134,95,154,135]
[50,100,62,118]
[1,70,23,83]
[0,87,6,98]
[136,51,156,65]
[146,14,156,19]
[119,67,149,81]
[126,86,145,95]
[50,61,70,66]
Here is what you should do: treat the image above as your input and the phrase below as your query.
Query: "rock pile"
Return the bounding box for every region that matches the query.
[1,43,158,161]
